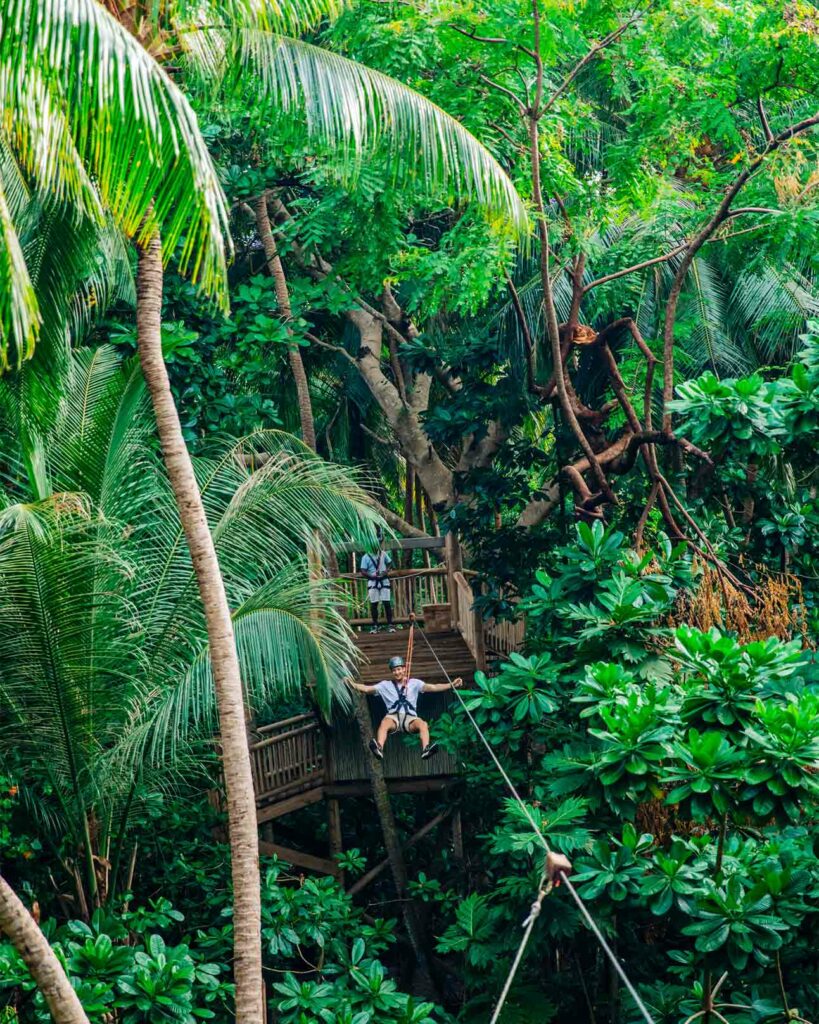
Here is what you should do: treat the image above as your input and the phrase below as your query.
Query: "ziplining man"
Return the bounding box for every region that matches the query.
[346,655,462,761]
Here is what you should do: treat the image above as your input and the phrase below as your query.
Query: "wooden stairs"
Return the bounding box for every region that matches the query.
[353,626,478,687]
[234,559,522,878]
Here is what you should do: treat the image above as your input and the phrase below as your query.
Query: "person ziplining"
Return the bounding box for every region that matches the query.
[359,533,395,633]
[346,654,462,761]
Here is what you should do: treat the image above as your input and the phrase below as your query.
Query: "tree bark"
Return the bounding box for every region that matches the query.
[254,194,317,451]
[351,693,432,983]
[136,234,263,1024]
[0,873,90,1024]
[404,464,415,566]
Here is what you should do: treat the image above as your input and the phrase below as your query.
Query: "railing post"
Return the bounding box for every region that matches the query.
[472,603,487,672]
[444,533,462,628]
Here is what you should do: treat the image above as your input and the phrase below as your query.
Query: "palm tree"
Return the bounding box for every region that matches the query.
[0,341,381,914]
[0,2,527,1016]
[0,874,89,1024]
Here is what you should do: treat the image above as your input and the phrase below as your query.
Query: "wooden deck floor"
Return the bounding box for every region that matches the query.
[352,626,478,687]
[325,627,473,785]
[250,627,474,824]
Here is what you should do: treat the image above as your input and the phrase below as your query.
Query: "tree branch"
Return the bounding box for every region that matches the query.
[661,110,819,431]
[542,3,650,114]
[479,74,526,112]
[448,23,510,44]
[757,96,773,143]
[305,331,358,368]
[583,244,686,294]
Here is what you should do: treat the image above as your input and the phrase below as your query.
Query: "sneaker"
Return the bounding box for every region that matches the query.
[386,626,396,633]
[421,743,439,760]
[368,626,380,634]
[369,739,384,759]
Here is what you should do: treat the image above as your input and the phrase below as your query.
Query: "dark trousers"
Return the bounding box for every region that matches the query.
[371,601,393,625]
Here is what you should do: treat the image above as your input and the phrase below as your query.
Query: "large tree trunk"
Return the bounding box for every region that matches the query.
[351,694,437,997]
[253,195,316,451]
[136,234,263,1024]
[0,873,90,1024]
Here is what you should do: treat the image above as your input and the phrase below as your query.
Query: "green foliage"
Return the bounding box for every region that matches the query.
[0,912,231,1024]
[435,523,819,1019]
[0,346,381,909]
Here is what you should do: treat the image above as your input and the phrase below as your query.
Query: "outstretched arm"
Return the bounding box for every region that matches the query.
[422,677,463,693]
[344,677,378,695]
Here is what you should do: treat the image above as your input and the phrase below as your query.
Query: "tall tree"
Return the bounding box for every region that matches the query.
[135,234,263,1020]
[0,875,90,1024]
[1,1,527,1016]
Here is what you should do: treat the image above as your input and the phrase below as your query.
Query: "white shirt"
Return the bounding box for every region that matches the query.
[374,677,424,715]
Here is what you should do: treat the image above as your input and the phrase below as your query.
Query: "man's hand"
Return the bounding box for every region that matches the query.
[546,852,572,886]
[451,677,463,689]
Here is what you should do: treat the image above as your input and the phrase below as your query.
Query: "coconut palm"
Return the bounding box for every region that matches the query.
[0,343,381,915]
[0,2,527,1016]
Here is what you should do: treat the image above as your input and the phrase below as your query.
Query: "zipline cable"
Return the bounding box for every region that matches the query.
[488,863,552,1024]
[415,623,656,1024]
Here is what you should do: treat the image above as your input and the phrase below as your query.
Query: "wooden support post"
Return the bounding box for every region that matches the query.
[444,533,462,629]
[350,692,434,988]
[327,798,344,887]
[348,809,452,896]
[403,464,415,568]
[473,603,487,672]
[451,808,464,864]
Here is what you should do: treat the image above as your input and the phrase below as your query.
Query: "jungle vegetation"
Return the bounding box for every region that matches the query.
[0,1,817,1023]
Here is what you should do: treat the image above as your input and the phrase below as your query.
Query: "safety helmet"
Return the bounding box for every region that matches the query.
[388,656,405,670]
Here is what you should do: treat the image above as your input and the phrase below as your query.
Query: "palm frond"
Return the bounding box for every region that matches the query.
[205,33,528,234]
[123,568,357,767]
[0,500,145,828]
[0,175,38,369]
[726,259,819,367]
[0,0,230,306]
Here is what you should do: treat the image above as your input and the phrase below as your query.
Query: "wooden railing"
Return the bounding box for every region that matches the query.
[485,616,526,657]
[454,571,525,662]
[337,567,449,624]
[452,571,486,670]
[250,713,324,804]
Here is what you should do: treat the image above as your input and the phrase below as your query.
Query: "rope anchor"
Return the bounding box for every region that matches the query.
[521,878,553,928]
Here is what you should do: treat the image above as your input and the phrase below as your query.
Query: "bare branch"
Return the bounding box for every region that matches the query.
[661,110,819,431]
[490,120,521,149]
[479,74,527,112]
[725,206,784,218]
[305,331,357,367]
[448,23,510,44]
[361,424,394,447]
[757,96,774,143]
[541,4,650,115]
[583,244,686,294]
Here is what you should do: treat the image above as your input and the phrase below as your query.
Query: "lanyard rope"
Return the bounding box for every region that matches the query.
[415,623,656,1024]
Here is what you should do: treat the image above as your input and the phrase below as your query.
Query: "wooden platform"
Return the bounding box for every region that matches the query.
[248,628,472,823]
[326,627,471,786]
[352,627,478,687]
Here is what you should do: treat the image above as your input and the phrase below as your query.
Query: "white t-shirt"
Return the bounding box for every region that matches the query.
[375,677,424,715]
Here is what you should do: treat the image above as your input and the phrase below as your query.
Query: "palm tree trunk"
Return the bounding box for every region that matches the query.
[0,873,90,1024]
[135,233,262,1024]
[253,195,316,451]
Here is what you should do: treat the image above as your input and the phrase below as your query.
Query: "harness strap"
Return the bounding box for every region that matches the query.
[388,684,416,716]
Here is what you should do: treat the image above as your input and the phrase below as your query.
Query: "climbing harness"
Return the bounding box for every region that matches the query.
[383,619,418,733]
[386,682,417,733]
[414,624,656,1024]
